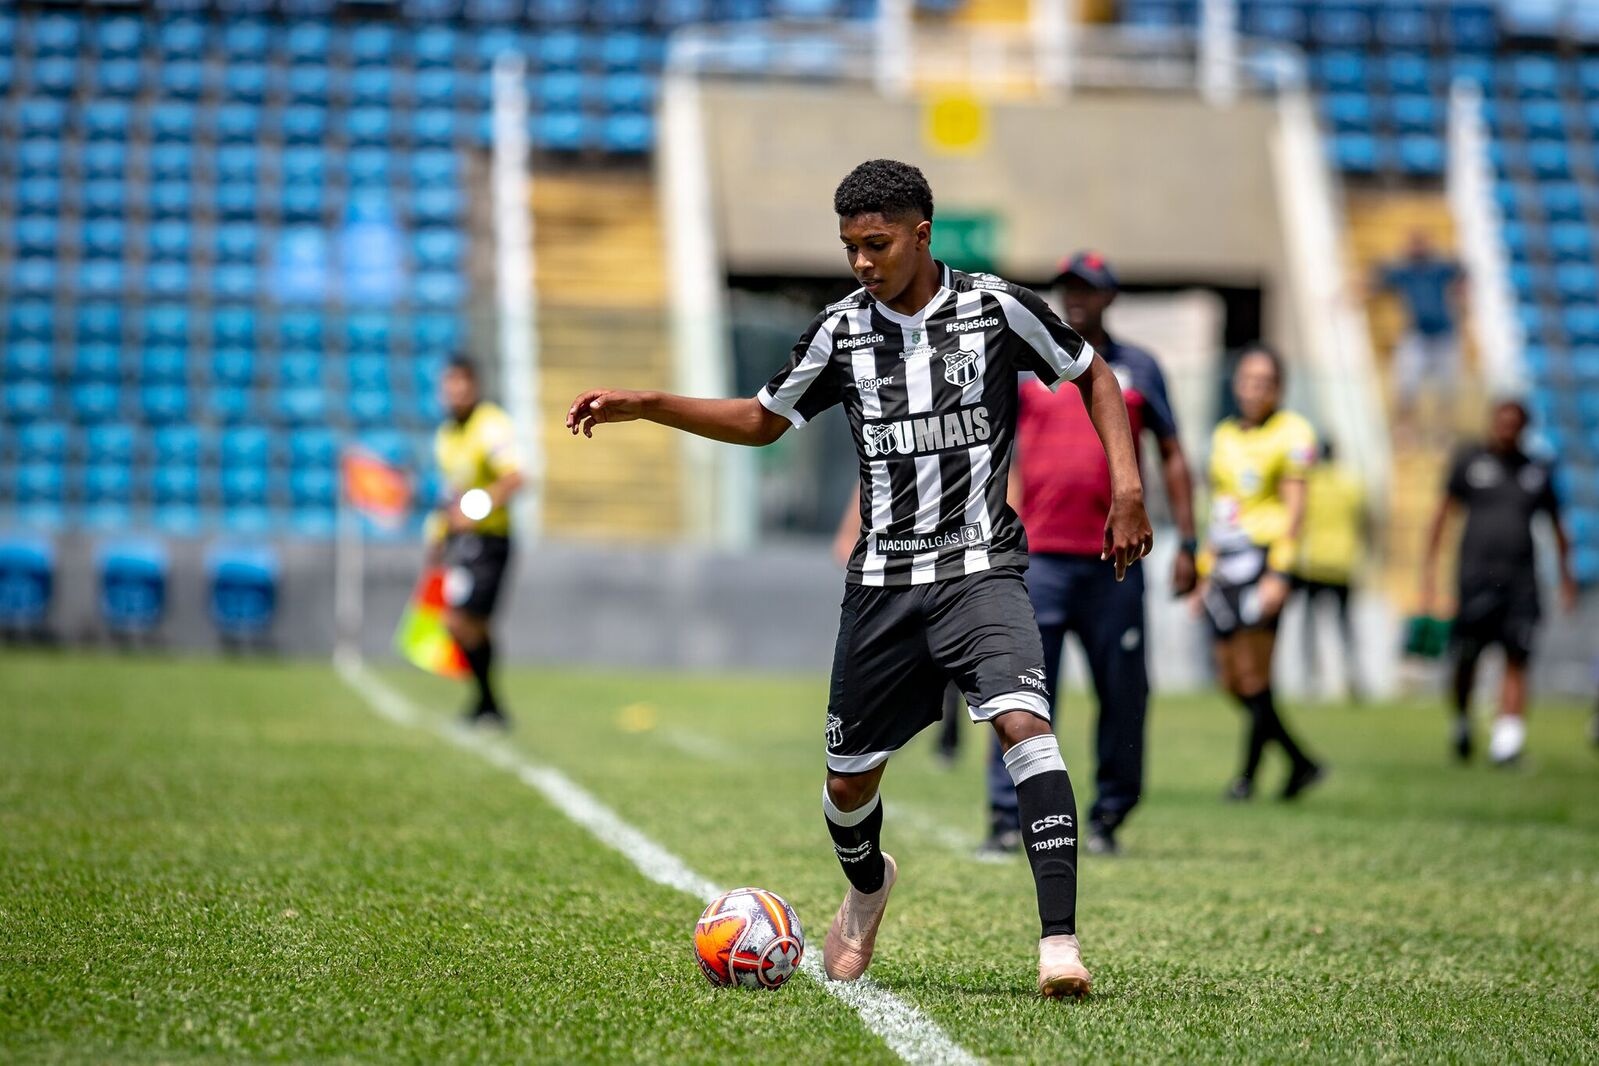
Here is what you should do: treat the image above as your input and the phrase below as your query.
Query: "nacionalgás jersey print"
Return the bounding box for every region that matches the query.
[758,263,1096,587]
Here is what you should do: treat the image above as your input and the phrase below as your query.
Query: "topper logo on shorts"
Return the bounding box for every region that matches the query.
[1018,671,1048,694]
[835,332,886,352]
[859,405,992,457]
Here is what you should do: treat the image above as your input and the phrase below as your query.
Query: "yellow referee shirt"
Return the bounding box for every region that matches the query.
[432,402,521,539]
[1295,463,1365,585]
[1203,409,1317,574]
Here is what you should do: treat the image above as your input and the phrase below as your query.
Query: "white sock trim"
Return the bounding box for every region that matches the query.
[822,785,881,828]
[1003,733,1066,786]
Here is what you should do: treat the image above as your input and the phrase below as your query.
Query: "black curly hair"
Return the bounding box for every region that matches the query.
[833,159,934,222]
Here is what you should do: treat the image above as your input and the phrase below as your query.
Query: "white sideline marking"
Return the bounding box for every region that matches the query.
[335,657,980,1066]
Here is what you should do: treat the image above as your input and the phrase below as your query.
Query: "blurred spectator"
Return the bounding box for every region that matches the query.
[1375,231,1465,439]
[1292,440,1370,702]
[982,252,1197,856]
[1196,346,1324,802]
[1420,398,1577,766]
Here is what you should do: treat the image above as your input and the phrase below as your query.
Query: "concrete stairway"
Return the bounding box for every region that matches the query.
[531,171,683,541]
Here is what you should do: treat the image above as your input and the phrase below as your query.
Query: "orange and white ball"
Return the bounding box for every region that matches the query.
[693,888,805,990]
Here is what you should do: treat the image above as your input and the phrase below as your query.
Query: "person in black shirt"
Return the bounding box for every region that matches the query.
[1420,399,1577,765]
[567,160,1152,998]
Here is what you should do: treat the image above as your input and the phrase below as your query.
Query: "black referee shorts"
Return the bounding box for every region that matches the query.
[1202,546,1279,639]
[441,532,512,619]
[825,566,1051,775]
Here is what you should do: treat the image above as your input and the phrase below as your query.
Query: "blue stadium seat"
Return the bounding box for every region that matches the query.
[598,31,659,72]
[98,539,168,636]
[413,229,465,271]
[1444,3,1497,51]
[153,424,206,465]
[413,68,459,107]
[532,30,585,71]
[289,467,337,508]
[345,313,393,352]
[222,19,272,60]
[137,181,187,217]
[140,347,189,385]
[1383,52,1430,95]
[348,391,395,426]
[1390,95,1441,134]
[1501,220,1530,262]
[81,464,135,506]
[216,144,262,183]
[465,0,521,22]
[16,176,63,214]
[73,344,122,383]
[279,185,326,223]
[278,350,324,388]
[34,12,84,56]
[1312,4,1371,47]
[152,504,203,538]
[1507,261,1544,302]
[150,464,201,506]
[408,186,465,224]
[19,99,68,138]
[80,141,130,179]
[285,21,334,62]
[1508,56,1561,100]
[157,17,208,59]
[10,300,55,343]
[149,102,200,142]
[288,503,336,538]
[207,543,279,640]
[535,0,589,22]
[209,386,254,424]
[76,260,125,298]
[211,347,257,387]
[534,72,588,111]
[1527,140,1572,179]
[160,60,207,98]
[150,143,197,181]
[656,0,712,23]
[414,272,468,308]
[96,14,146,57]
[1549,223,1594,263]
[1517,303,1544,343]
[12,459,66,507]
[30,56,77,96]
[347,107,395,145]
[1565,306,1599,345]
[277,311,326,348]
[281,145,331,184]
[216,103,265,143]
[140,384,191,425]
[1520,100,1568,139]
[92,57,140,97]
[533,111,594,152]
[4,342,54,381]
[83,425,137,466]
[286,63,334,103]
[82,101,135,141]
[220,466,271,508]
[16,138,65,175]
[220,426,273,469]
[1540,182,1587,222]
[1447,54,1494,93]
[275,387,329,425]
[15,422,69,463]
[408,149,460,186]
[349,22,401,65]
[347,146,394,186]
[0,536,55,632]
[9,258,58,294]
[290,427,340,468]
[359,429,414,468]
[414,313,463,353]
[212,306,258,347]
[213,263,261,300]
[350,67,402,105]
[1374,4,1430,48]
[413,25,459,67]
[1330,132,1382,175]
[346,353,392,391]
[1556,263,1599,301]
[15,217,60,255]
[600,113,654,154]
[411,108,458,146]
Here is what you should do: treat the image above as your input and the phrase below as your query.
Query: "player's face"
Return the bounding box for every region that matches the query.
[1058,278,1112,333]
[1232,351,1280,424]
[839,213,929,305]
[441,368,478,421]
[1488,402,1526,450]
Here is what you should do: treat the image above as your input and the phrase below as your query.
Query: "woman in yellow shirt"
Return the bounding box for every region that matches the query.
[1197,346,1325,801]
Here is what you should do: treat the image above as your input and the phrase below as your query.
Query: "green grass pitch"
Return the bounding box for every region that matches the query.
[3,650,1596,1063]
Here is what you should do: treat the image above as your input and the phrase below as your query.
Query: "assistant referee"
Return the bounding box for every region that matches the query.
[427,356,524,728]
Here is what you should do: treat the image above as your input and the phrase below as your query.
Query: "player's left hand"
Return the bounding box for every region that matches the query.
[567,388,644,437]
[1102,494,1154,582]
[1171,546,1198,597]
[1258,572,1290,620]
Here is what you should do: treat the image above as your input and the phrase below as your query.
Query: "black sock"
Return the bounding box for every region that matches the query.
[1244,688,1312,770]
[823,790,885,894]
[1006,734,1078,938]
[1238,692,1270,781]
[462,638,498,714]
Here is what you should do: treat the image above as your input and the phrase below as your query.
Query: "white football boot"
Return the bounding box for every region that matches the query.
[1488,714,1526,766]
[1038,933,1093,999]
[823,853,897,982]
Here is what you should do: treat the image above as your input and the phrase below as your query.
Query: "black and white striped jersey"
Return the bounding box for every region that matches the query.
[758,262,1097,588]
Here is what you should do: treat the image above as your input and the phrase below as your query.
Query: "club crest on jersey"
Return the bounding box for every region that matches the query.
[943,348,980,387]
[902,328,936,361]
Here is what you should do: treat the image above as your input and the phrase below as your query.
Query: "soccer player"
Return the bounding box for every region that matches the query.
[1196,346,1324,801]
[567,160,1152,998]
[428,356,525,729]
[1419,398,1577,764]
[982,251,1197,858]
[1292,440,1369,702]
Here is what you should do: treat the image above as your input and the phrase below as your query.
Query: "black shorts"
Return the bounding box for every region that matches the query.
[825,566,1050,774]
[1202,547,1279,639]
[441,533,511,618]
[1453,576,1540,664]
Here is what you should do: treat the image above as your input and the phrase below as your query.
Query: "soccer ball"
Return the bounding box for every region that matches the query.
[693,888,805,990]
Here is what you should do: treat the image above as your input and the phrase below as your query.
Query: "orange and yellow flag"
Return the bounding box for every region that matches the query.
[394,568,469,677]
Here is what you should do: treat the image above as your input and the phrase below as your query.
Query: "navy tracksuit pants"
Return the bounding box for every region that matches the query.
[988,553,1150,833]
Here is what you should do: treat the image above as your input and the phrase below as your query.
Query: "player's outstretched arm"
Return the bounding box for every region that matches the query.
[566,389,790,447]
[1073,355,1154,581]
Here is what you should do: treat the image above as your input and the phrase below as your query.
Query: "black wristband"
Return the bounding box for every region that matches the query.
[1179,538,1198,555]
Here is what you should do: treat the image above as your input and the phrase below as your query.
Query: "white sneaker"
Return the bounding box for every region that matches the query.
[1488,714,1526,766]
[1038,933,1092,999]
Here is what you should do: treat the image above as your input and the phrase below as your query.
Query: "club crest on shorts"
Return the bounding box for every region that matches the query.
[943,348,979,387]
[826,714,844,750]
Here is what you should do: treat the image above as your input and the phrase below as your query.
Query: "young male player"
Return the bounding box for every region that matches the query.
[567,160,1151,998]
[428,356,525,728]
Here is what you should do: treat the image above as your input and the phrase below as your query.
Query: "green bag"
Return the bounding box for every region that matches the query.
[1403,614,1452,660]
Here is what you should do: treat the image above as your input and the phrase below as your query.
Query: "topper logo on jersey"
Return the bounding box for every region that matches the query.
[860,406,992,457]
[943,348,980,387]
[835,332,886,352]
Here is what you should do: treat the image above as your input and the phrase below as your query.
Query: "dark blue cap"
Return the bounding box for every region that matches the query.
[1052,251,1118,291]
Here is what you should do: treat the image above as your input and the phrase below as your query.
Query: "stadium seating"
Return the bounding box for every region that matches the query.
[97,538,170,637]
[0,535,55,632]
[207,543,280,642]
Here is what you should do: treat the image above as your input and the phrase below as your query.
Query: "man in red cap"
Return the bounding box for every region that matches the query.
[982,252,1197,856]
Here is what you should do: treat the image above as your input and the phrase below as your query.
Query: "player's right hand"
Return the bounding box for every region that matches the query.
[567,389,643,437]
